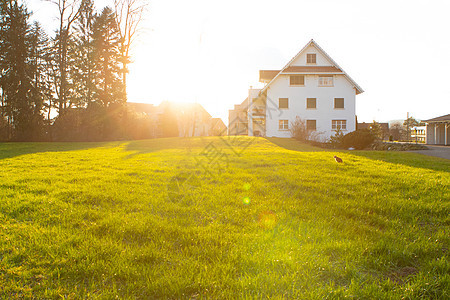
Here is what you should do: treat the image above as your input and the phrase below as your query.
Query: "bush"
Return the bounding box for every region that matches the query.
[329,128,344,148]
[341,129,376,150]
[290,117,322,142]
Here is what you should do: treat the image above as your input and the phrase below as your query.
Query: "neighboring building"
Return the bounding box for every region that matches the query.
[176,102,213,137]
[357,122,390,140]
[210,118,227,136]
[411,125,426,143]
[229,39,364,139]
[128,101,227,138]
[127,102,162,138]
[228,98,249,135]
[424,114,450,145]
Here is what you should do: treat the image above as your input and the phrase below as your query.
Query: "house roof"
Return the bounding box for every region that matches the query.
[283,66,342,73]
[259,39,364,95]
[260,66,342,82]
[423,114,450,123]
[128,102,157,114]
[210,117,227,128]
[259,70,279,82]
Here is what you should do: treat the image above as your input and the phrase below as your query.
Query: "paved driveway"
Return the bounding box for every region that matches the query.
[409,145,450,160]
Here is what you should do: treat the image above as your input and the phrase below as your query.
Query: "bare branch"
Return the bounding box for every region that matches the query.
[113,0,148,95]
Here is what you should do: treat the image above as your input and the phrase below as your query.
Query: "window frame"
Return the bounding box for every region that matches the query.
[306,98,317,109]
[306,120,316,131]
[332,120,347,131]
[318,76,334,87]
[307,53,316,64]
[278,98,289,109]
[278,119,289,130]
[289,75,305,86]
[334,98,345,109]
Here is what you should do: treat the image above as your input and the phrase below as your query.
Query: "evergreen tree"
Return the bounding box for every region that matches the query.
[403,116,419,142]
[0,0,45,140]
[28,21,53,139]
[92,6,125,108]
[368,120,383,140]
[72,0,95,108]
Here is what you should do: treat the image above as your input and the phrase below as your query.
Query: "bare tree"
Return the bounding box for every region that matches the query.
[290,117,323,142]
[114,0,146,98]
[46,0,83,114]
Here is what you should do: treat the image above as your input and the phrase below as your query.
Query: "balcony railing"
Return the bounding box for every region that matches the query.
[252,108,266,116]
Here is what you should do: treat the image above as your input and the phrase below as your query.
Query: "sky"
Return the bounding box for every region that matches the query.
[26,0,450,124]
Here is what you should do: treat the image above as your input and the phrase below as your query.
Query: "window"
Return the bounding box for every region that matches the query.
[319,76,333,86]
[290,75,305,86]
[279,120,289,130]
[307,53,316,64]
[334,98,345,109]
[279,98,289,109]
[306,98,316,109]
[306,120,316,131]
[332,120,347,130]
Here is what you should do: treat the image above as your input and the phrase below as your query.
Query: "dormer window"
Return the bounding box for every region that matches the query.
[307,54,316,64]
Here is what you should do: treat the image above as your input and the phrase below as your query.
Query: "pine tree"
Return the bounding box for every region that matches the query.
[72,0,95,108]
[28,21,53,139]
[0,0,45,140]
[92,6,125,107]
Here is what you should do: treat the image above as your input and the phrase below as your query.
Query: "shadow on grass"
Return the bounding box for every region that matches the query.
[0,142,106,160]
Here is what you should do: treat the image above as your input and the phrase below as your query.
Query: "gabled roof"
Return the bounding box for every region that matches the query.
[283,66,342,73]
[423,114,450,122]
[260,39,364,95]
[128,102,157,114]
[210,117,227,128]
[259,70,280,82]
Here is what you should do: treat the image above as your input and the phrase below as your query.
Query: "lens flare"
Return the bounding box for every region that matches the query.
[258,210,277,229]
[243,183,251,191]
[242,196,251,205]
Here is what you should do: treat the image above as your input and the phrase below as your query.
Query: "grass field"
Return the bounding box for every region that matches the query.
[0,137,449,299]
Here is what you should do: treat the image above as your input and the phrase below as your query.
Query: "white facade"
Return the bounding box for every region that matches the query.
[264,73,356,139]
[242,40,363,140]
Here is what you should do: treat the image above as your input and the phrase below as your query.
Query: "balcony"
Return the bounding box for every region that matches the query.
[251,107,266,117]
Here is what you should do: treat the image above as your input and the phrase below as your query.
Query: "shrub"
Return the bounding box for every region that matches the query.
[290,117,323,142]
[329,128,344,148]
[341,129,376,150]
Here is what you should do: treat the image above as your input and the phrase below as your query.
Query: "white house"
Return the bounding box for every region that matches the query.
[230,39,364,140]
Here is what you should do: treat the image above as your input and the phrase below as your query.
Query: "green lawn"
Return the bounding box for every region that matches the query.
[0,137,448,299]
